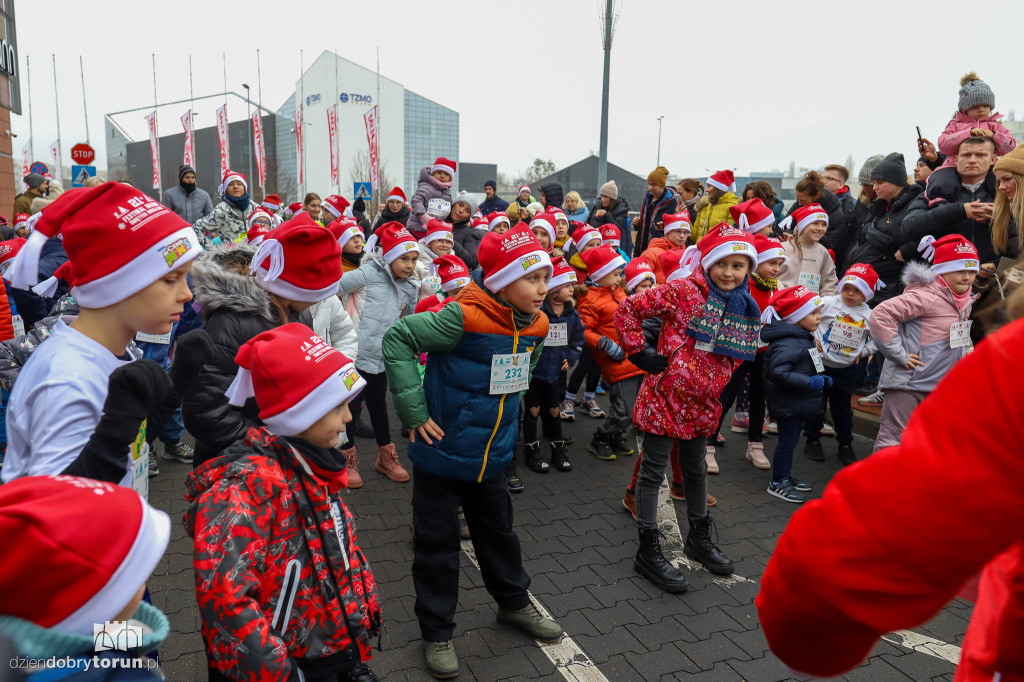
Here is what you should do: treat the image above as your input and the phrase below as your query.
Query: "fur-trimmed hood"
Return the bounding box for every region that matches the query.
[190,244,276,324]
[901,260,937,289]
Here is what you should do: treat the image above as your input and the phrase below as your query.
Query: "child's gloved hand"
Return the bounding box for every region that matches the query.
[808,375,833,391]
[599,336,625,362]
[100,360,172,443]
[629,349,668,374]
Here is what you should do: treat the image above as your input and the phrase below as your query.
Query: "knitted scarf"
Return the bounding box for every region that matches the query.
[224,192,251,211]
[685,271,762,360]
[751,272,777,291]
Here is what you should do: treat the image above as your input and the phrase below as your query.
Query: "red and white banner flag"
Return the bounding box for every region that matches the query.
[364,106,379,191]
[252,109,266,190]
[20,141,30,178]
[48,140,63,186]
[146,112,160,190]
[181,110,195,168]
[216,104,230,178]
[327,104,339,188]
[294,103,303,186]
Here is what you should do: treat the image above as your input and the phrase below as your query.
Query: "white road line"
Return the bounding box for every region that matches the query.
[460,540,610,682]
[883,630,962,665]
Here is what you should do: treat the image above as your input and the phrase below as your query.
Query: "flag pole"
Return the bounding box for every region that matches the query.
[51,54,62,179]
[189,53,195,167]
[79,56,89,145]
[26,55,33,161]
[152,53,161,199]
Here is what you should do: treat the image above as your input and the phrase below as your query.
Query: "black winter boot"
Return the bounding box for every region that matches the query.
[804,438,825,462]
[523,441,549,473]
[683,514,734,576]
[550,440,571,472]
[634,528,689,593]
[837,443,856,466]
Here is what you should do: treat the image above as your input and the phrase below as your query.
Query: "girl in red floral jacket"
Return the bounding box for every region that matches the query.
[185,324,382,682]
[615,224,761,594]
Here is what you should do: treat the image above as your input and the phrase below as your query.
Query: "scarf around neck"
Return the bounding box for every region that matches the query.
[685,271,762,360]
[751,272,778,291]
[223,192,251,211]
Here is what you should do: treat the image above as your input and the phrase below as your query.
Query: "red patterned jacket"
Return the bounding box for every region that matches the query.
[184,427,382,681]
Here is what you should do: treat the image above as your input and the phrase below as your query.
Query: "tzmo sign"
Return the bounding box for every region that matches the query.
[339,93,372,104]
[305,93,321,106]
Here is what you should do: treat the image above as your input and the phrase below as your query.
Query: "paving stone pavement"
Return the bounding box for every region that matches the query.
[147,400,970,681]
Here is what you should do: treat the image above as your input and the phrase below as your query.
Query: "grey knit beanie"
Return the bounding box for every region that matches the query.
[452,190,478,216]
[858,155,884,186]
[958,72,994,113]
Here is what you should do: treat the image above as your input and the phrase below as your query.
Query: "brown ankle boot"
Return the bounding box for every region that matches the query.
[375,443,410,482]
[622,489,636,520]
[342,447,362,489]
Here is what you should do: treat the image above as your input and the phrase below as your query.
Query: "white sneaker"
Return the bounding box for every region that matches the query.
[764,421,778,435]
[820,423,836,437]
[745,442,771,470]
[858,390,885,406]
[705,446,720,474]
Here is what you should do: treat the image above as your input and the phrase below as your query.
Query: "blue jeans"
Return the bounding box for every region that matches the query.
[0,388,8,448]
[772,417,803,483]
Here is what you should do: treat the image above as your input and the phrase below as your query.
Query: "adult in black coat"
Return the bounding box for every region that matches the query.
[447,196,483,270]
[539,182,564,210]
[370,202,412,233]
[588,181,630,248]
[761,321,826,422]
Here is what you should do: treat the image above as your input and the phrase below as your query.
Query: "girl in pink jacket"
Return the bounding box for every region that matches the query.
[937,72,1016,167]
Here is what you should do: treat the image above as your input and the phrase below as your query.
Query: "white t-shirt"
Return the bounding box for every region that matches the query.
[3,321,134,485]
[813,296,876,369]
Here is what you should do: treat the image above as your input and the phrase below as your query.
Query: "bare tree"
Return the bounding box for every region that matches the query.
[517,158,557,185]
[348,149,396,225]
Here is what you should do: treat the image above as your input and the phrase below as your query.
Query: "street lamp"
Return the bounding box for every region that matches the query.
[656,116,665,166]
[242,84,253,194]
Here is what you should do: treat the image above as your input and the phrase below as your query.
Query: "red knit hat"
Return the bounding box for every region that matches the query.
[286,202,303,218]
[840,263,885,301]
[529,213,556,245]
[0,475,170,632]
[761,285,824,324]
[662,213,692,235]
[431,157,457,176]
[386,187,407,204]
[754,234,788,265]
[660,249,690,283]
[549,256,579,290]
[425,219,455,247]
[432,254,471,292]
[226,323,366,436]
[261,194,282,211]
[218,169,247,195]
[487,211,511,231]
[0,237,25,278]
[707,170,735,192]
[780,203,829,235]
[12,213,28,230]
[600,224,621,247]
[625,257,655,291]
[7,183,202,307]
[328,218,363,247]
[730,198,775,234]
[249,213,343,302]
[478,224,552,293]
[571,226,602,252]
[918,234,980,275]
[322,194,351,219]
[581,244,626,282]
[374,222,420,264]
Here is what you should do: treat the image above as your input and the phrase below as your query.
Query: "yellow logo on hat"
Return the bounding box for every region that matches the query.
[342,367,359,390]
[731,244,746,252]
[964,260,978,268]
[162,237,192,269]
[521,254,541,271]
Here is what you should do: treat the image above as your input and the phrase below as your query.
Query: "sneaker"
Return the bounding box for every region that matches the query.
[587,435,617,461]
[715,432,726,445]
[596,382,608,396]
[559,400,576,421]
[458,511,471,540]
[858,390,885,406]
[424,640,459,679]
[745,442,771,470]
[342,447,362,489]
[580,399,606,418]
[764,421,778,435]
[147,456,159,477]
[705,446,719,474]
[804,438,825,462]
[730,411,749,433]
[375,443,410,482]
[820,423,836,437]
[609,431,635,458]
[506,461,525,493]
[837,443,857,466]
[161,440,194,464]
[496,603,563,643]
[622,489,636,520]
[787,475,812,492]
[767,479,805,504]
[854,380,879,397]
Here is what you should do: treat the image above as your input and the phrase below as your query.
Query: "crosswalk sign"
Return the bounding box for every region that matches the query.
[354,182,372,200]
[71,165,96,188]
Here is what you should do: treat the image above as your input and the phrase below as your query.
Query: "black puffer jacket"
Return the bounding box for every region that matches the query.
[761,322,825,421]
[540,182,564,208]
[846,183,925,304]
[587,197,631,233]
[371,204,412,233]
[449,216,483,270]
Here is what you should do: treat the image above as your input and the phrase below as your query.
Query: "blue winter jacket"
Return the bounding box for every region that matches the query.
[761,321,826,421]
[478,194,510,215]
[533,299,584,383]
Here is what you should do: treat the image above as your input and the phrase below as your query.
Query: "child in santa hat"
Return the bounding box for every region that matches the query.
[415,254,471,314]
[328,217,366,274]
[337,222,420,485]
[599,223,630,265]
[529,213,556,252]
[244,206,274,244]
[803,263,881,465]
[616,224,761,592]
[486,211,511,235]
[561,226,608,421]
[12,212,30,238]
[550,210,571,256]
[2,184,202,485]
[322,194,351,224]
[186,324,382,682]
[410,157,456,239]
[415,219,457,301]
[641,213,691,284]
[777,203,838,296]
[869,234,979,451]
[381,224,562,678]
[193,170,259,247]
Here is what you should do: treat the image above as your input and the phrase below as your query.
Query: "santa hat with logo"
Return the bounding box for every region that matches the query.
[0,237,24,279]
[677,223,758,278]
[572,226,603,253]
[6,183,203,307]
[518,185,531,196]
[218,169,248,195]
[549,256,579,291]
[918,234,980,274]
[600,224,621,248]
[547,208,568,224]
[226,323,366,436]
[386,187,407,204]
[247,207,274,231]
[286,202,303,219]
[754,234,788,265]
[12,213,29,231]
[322,194,351,220]
[477,223,552,294]
[328,218,363,247]
[0,475,170,633]
[730,198,775,234]
[246,223,272,247]
[487,211,511,232]
[662,213,692,236]
[472,216,490,232]
[261,194,282,212]
[779,203,829,235]
[431,254,471,292]
[373,222,420,263]
[707,170,735,193]
[761,285,824,324]
[249,213,343,302]
[839,263,885,301]
[625,257,656,291]
[529,213,556,246]
[432,157,457,177]
[580,244,626,282]
[425,219,455,247]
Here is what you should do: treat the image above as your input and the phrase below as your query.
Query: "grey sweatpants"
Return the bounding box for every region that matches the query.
[872,389,928,452]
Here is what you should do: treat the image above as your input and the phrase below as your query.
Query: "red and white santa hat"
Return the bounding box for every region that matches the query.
[518,185,531,196]
[374,222,420,263]
[432,157,457,177]
[322,194,351,219]
[32,260,76,297]
[660,249,691,283]
[549,256,579,290]
[662,213,692,236]
[600,224,621,248]
[754,234,788,265]
[779,203,829,235]
[6,183,203,307]
[472,216,490,232]
[529,213,556,245]
[0,237,25,278]
[226,323,366,437]
[328,218,364,247]
[249,213,343,302]
[572,226,603,252]
[625,257,655,291]
[839,263,885,301]
[730,198,775,234]
[431,254,471,292]
[581,244,626,282]
[0,475,170,633]
[246,223,272,247]
[247,207,274,231]
[486,211,511,231]
[386,186,407,204]
[286,202,303,218]
[678,223,757,276]
[918,234,980,275]
[425,219,455,246]
[261,194,282,212]
[478,224,552,293]
[12,213,29,231]
[547,208,568,225]
[707,170,735,193]
[761,285,824,324]
[218,169,247,195]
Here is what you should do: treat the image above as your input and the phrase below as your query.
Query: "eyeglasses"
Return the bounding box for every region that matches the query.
[253,219,272,227]
[824,176,843,184]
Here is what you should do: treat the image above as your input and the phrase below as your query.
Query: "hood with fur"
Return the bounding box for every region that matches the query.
[901,260,938,290]
[190,244,276,324]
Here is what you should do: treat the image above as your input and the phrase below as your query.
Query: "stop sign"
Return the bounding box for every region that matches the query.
[71,143,95,165]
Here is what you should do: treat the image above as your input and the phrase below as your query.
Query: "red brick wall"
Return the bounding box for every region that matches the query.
[0,108,14,220]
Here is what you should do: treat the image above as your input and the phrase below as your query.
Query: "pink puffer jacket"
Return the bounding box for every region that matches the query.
[937,111,1016,167]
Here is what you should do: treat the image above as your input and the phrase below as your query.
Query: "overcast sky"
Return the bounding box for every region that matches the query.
[12,0,1023,182]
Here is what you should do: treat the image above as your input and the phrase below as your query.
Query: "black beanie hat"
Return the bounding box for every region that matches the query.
[870,153,908,187]
[178,165,196,182]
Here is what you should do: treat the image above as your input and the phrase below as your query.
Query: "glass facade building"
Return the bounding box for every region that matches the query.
[403,90,459,194]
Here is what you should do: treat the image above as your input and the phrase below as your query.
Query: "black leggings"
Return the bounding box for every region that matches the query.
[346,370,391,447]
[567,348,602,395]
[522,378,563,443]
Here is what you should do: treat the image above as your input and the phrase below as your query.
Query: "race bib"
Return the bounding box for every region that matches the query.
[11,314,24,337]
[489,352,530,395]
[809,348,825,373]
[422,275,441,293]
[136,331,172,344]
[950,320,972,349]
[545,322,567,347]
[427,197,452,220]
[798,271,821,292]
[828,321,865,350]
